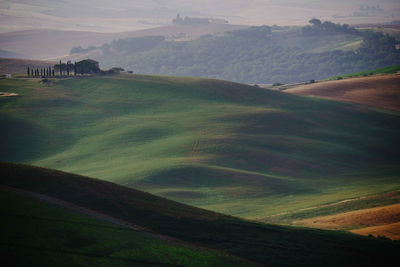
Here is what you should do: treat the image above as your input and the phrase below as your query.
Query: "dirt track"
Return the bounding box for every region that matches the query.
[286,74,400,111]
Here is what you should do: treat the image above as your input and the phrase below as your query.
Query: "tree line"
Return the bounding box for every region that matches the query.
[27,60,78,77]
[92,20,400,84]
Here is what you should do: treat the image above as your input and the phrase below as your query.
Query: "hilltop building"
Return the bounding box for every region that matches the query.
[173,14,228,25]
[75,59,100,74]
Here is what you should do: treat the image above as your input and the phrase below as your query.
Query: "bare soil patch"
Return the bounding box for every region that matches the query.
[286,74,400,111]
[294,203,400,232]
[351,222,400,240]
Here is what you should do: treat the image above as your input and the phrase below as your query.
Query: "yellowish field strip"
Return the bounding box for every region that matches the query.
[351,222,400,240]
[294,203,400,232]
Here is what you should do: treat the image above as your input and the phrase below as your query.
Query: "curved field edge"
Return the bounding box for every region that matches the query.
[0,75,399,219]
[285,74,400,111]
[1,162,399,266]
[0,187,246,267]
[293,203,400,236]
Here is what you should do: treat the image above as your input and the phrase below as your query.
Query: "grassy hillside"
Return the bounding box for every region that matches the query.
[0,74,399,219]
[327,65,400,80]
[0,187,245,267]
[0,57,56,75]
[1,162,399,266]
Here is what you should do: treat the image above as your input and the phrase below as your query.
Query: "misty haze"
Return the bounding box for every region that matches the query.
[1,1,400,266]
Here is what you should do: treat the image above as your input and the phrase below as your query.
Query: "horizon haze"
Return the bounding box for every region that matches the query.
[0,0,399,33]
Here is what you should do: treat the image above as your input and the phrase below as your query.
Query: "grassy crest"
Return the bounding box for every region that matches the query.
[0,75,399,218]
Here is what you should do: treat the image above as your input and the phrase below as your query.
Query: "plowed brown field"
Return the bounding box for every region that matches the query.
[294,203,400,240]
[351,222,400,240]
[286,74,400,111]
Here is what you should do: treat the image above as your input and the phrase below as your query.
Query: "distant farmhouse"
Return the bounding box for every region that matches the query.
[75,59,100,74]
[173,14,228,25]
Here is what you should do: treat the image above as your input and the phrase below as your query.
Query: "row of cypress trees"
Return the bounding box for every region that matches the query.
[27,66,55,77]
[26,60,78,77]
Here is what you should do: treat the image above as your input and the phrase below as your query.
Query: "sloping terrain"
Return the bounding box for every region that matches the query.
[0,74,399,219]
[294,203,400,239]
[0,57,56,75]
[1,186,245,266]
[1,162,399,266]
[351,222,400,240]
[286,74,400,111]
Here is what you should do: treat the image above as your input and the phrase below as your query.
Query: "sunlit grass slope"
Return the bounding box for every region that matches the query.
[0,187,245,267]
[1,162,399,266]
[0,74,399,218]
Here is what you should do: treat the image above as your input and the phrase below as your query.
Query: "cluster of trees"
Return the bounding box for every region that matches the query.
[27,59,102,77]
[94,20,400,84]
[27,66,55,77]
[302,19,359,36]
[101,36,165,55]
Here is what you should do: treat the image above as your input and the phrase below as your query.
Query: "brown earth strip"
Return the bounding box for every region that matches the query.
[351,222,400,240]
[285,74,400,111]
[294,203,400,239]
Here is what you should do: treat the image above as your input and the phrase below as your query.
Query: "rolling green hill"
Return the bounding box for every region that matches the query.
[0,186,245,267]
[1,162,399,266]
[1,74,399,220]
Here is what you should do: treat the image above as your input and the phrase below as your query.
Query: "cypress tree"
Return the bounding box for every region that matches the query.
[52,69,55,76]
[67,63,70,76]
[27,67,30,76]
[74,62,77,76]
[59,60,62,76]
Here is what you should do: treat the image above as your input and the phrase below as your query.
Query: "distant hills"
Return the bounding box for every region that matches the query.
[70,21,400,84]
[0,24,246,60]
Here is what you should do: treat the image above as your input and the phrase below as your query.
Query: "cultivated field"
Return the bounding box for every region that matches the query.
[1,186,246,266]
[1,74,399,220]
[294,204,400,238]
[285,74,400,111]
[1,162,399,266]
[351,222,400,240]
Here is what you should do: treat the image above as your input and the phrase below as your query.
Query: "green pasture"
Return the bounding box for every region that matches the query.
[328,65,400,80]
[0,187,245,267]
[1,74,399,218]
[1,162,399,266]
